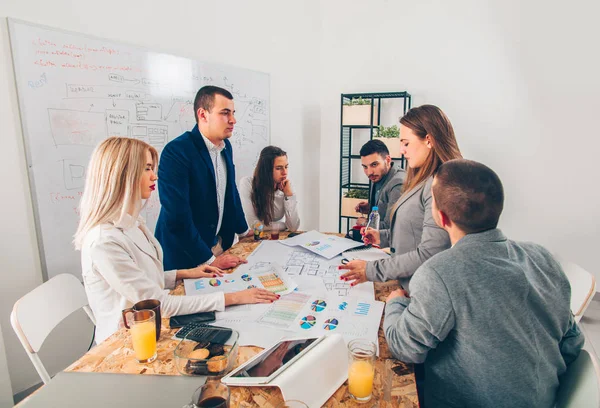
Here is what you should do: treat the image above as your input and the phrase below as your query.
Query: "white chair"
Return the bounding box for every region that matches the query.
[559,259,597,322]
[555,349,600,407]
[10,274,96,384]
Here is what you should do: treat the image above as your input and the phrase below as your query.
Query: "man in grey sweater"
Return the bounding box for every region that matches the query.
[384,159,584,408]
[355,139,405,229]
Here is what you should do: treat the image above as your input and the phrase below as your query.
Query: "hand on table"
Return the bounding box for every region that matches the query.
[211,254,248,269]
[226,288,279,306]
[176,265,224,280]
[386,288,410,302]
[338,260,368,286]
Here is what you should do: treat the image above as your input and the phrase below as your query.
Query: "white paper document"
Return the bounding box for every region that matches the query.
[243,240,375,300]
[184,263,297,297]
[280,230,363,259]
[191,239,383,349]
[256,291,384,348]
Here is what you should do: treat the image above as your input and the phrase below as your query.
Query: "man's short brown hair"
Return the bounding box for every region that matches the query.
[193,86,234,122]
[433,159,504,233]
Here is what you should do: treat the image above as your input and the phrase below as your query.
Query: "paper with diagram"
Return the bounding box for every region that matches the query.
[190,239,383,349]
[242,241,375,300]
[280,230,363,259]
[183,263,297,296]
[252,291,384,350]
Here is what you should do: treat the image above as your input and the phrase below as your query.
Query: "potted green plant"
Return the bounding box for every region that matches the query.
[341,188,370,217]
[374,125,401,158]
[342,97,379,126]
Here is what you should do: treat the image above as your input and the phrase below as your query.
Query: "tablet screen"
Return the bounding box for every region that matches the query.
[231,338,318,379]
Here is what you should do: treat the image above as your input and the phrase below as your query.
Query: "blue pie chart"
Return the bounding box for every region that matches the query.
[323,318,338,331]
[299,315,316,329]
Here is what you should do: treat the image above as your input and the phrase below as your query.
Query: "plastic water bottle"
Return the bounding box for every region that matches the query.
[366,206,380,231]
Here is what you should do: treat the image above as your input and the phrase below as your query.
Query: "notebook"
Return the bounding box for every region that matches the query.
[342,246,390,262]
[18,372,205,407]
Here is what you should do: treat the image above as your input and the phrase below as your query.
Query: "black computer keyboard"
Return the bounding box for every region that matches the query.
[174,323,232,344]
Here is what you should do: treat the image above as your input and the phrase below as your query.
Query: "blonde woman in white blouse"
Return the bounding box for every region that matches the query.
[74,137,277,343]
[239,146,300,231]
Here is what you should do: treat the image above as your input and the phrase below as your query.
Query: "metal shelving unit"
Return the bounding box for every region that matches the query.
[338,91,412,233]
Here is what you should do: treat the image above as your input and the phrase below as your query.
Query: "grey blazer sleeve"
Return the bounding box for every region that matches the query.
[366,180,450,282]
[379,180,403,230]
[384,265,455,363]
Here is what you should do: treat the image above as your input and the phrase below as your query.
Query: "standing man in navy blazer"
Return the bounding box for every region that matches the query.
[155,86,250,271]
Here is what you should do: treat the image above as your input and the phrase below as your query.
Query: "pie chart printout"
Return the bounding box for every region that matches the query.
[311,300,327,312]
[299,315,316,329]
[323,318,339,331]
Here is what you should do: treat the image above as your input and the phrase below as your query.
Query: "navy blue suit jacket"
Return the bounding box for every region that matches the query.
[155,125,248,270]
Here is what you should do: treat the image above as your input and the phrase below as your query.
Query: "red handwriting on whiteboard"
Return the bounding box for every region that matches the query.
[34,59,56,67]
[32,38,56,47]
[49,192,76,203]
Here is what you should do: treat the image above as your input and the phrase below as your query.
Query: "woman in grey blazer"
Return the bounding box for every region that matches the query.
[340,105,462,290]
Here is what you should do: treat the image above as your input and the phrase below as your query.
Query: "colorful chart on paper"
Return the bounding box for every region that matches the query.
[354,302,371,316]
[299,315,317,329]
[310,300,327,312]
[257,273,288,293]
[256,292,311,328]
[323,318,339,331]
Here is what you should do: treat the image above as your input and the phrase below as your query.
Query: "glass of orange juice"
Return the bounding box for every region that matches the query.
[347,339,376,402]
[122,309,157,363]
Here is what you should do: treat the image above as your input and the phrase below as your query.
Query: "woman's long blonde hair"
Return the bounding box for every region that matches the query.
[73,137,158,250]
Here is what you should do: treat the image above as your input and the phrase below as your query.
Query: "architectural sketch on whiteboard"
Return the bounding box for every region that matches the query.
[8,19,270,280]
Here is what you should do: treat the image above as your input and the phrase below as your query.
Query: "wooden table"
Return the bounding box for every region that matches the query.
[65,234,419,407]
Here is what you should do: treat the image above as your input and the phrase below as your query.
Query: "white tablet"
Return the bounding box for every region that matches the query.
[222,336,324,385]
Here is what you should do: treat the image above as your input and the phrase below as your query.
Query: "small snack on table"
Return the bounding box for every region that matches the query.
[174,328,239,377]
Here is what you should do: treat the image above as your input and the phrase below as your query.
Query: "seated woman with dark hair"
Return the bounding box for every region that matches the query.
[239,146,300,231]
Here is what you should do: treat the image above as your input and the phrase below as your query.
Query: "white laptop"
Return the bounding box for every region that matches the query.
[18,371,205,407]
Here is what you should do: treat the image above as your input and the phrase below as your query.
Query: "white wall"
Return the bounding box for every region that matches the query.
[2,0,599,396]
[0,0,321,393]
[319,0,600,281]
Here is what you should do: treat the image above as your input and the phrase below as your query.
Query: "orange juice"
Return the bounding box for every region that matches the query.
[348,360,374,399]
[131,321,156,362]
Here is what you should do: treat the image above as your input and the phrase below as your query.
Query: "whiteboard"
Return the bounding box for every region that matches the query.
[8,19,270,280]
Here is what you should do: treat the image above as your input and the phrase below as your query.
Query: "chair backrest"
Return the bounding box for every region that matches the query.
[560,259,597,322]
[555,349,600,408]
[10,274,95,384]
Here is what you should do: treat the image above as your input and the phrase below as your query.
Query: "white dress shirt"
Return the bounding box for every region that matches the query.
[80,215,225,344]
[201,133,250,264]
[201,133,227,235]
[239,176,300,231]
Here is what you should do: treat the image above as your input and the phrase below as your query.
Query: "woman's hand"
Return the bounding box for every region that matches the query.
[280,179,294,197]
[225,288,279,306]
[176,265,224,280]
[338,260,369,286]
[361,227,380,245]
